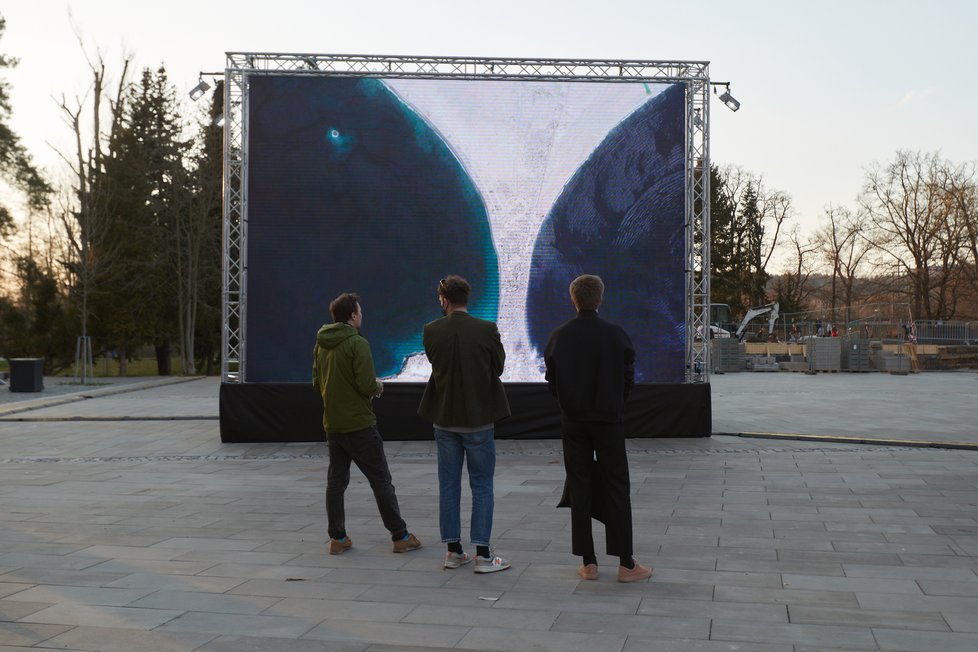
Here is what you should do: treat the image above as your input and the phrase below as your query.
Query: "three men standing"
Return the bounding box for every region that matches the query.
[315,275,647,584]
[313,292,422,556]
[419,276,512,573]
[544,274,652,582]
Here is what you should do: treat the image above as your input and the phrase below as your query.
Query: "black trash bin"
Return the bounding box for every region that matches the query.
[9,358,44,392]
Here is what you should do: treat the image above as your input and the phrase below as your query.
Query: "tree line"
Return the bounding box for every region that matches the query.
[710,151,978,327]
[0,16,222,375]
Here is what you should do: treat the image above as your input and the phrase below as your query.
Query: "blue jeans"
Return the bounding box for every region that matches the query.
[434,427,495,546]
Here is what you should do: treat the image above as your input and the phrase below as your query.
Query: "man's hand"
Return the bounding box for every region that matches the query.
[374,380,384,398]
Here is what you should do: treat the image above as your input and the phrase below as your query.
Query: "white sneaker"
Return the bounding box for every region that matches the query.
[444,551,473,569]
[474,554,511,574]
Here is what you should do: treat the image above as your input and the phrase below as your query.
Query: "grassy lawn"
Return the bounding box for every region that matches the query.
[53,356,189,377]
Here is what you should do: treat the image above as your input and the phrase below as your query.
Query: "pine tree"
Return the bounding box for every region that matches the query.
[0,15,51,234]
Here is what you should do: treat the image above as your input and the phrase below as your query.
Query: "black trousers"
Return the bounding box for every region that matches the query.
[325,425,406,540]
[561,419,633,558]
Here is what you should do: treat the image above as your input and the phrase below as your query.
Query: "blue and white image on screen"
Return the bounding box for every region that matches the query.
[244,76,685,383]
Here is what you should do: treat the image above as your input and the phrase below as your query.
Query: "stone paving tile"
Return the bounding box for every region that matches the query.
[842,563,978,580]
[647,568,784,588]
[157,612,320,638]
[0,599,50,620]
[0,583,34,600]
[0,553,105,572]
[456,626,625,652]
[917,579,978,596]
[86,560,218,576]
[856,591,978,613]
[576,575,712,601]
[492,589,639,615]
[403,603,558,630]
[552,611,710,638]
[942,611,978,633]
[622,638,792,652]
[872,627,978,651]
[637,597,788,622]
[227,579,372,601]
[37,625,216,652]
[3,585,152,607]
[713,585,860,607]
[301,620,468,647]
[104,574,246,593]
[195,563,332,582]
[0,622,72,647]
[715,558,844,575]
[262,597,412,622]
[781,573,923,594]
[0,569,130,588]
[130,590,282,615]
[788,604,950,630]
[710,621,879,649]
[197,634,368,651]
[21,603,182,629]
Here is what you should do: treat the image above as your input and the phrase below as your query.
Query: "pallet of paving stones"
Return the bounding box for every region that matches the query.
[809,337,842,371]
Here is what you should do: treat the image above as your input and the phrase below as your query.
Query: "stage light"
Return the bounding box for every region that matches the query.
[189,78,211,102]
[215,113,225,127]
[718,88,740,112]
[692,109,704,127]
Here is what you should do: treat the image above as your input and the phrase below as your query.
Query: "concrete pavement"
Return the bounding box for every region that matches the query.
[0,375,975,650]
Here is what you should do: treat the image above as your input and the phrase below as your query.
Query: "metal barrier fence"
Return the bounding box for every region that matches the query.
[912,321,978,345]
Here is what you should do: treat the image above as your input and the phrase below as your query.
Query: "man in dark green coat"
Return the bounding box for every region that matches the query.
[313,292,421,556]
[419,276,511,573]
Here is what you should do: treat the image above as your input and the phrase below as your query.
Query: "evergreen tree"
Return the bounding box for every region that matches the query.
[709,165,740,320]
[100,66,190,374]
[0,15,51,234]
[188,82,224,375]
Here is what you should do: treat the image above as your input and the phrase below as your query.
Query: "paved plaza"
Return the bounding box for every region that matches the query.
[0,373,976,650]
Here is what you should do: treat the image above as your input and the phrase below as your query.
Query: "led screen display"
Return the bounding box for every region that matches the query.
[246,75,685,383]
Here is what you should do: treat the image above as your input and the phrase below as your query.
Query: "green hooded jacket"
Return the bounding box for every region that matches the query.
[312,322,383,434]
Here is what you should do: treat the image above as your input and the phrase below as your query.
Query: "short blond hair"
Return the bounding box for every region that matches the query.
[569,274,604,311]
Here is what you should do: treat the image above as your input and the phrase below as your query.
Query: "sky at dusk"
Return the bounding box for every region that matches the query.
[3,0,976,270]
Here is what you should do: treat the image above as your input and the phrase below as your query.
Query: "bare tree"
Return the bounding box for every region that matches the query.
[52,52,132,375]
[861,151,965,320]
[941,162,978,317]
[814,205,875,323]
[771,224,818,316]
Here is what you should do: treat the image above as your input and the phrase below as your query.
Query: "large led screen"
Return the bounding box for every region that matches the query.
[246,76,686,383]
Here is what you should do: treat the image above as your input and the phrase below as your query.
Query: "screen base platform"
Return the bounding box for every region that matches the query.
[219,382,711,443]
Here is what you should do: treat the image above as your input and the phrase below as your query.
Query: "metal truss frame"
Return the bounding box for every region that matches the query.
[222,53,711,383]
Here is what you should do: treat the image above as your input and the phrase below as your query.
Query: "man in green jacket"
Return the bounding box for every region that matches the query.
[313,292,421,556]
[419,276,511,573]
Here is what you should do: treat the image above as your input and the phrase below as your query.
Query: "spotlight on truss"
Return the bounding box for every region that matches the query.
[189,78,211,102]
[717,87,740,112]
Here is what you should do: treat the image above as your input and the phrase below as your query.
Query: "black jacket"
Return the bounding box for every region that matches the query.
[418,311,511,427]
[544,310,635,423]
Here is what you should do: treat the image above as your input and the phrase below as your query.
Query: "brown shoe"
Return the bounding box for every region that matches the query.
[578,563,598,581]
[618,562,652,583]
[392,533,422,553]
[328,537,352,555]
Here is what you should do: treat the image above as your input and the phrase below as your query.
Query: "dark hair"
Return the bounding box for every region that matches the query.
[569,274,604,311]
[329,292,361,323]
[438,275,470,307]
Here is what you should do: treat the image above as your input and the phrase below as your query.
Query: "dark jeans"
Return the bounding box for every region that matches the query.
[326,425,406,540]
[561,419,633,558]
